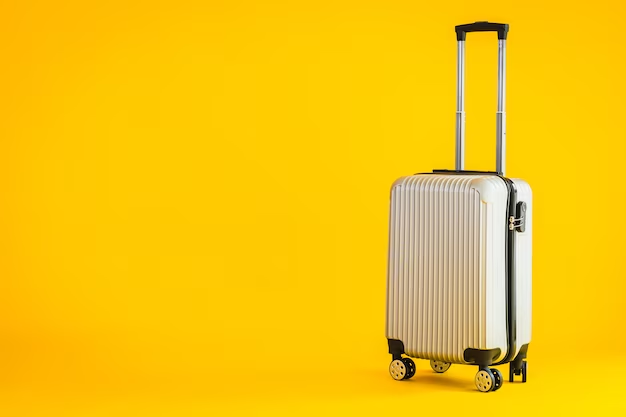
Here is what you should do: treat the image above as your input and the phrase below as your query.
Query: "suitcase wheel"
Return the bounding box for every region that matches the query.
[389,359,407,381]
[402,358,416,380]
[389,357,416,381]
[490,368,503,391]
[475,369,496,392]
[429,360,451,373]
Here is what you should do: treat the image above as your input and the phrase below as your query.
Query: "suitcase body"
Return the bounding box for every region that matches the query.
[385,23,532,392]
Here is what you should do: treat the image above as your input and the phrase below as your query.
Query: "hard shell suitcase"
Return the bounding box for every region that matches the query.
[385,22,532,392]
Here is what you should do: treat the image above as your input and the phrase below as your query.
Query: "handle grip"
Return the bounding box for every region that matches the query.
[455,21,509,41]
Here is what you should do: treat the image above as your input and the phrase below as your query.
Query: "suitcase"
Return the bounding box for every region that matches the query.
[385,22,532,392]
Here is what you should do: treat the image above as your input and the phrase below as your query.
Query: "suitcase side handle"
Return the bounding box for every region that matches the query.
[455,22,508,175]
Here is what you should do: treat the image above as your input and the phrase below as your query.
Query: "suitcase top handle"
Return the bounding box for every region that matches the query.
[454,22,509,175]
[455,21,509,41]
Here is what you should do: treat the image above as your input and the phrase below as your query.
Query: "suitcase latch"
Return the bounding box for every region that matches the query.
[509,201,527,232]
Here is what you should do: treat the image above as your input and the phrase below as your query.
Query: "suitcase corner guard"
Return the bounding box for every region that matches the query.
[387,339,405,361]
[463,348,502,367]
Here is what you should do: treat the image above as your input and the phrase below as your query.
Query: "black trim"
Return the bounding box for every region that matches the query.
[463,348,501,366]
[511,343,529,371]
[455,21,509,41]
[388,339,405,361]
[493,178,517,366]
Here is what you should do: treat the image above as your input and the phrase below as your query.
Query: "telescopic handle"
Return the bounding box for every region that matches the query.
[454,22,508,175]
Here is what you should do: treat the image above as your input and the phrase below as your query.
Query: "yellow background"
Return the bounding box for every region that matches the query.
[0,0,625,415]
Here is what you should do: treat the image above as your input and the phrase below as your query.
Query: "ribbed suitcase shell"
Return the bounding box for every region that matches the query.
[385,174,531,364]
